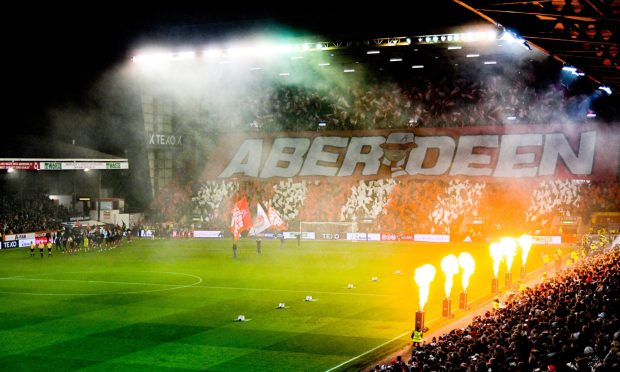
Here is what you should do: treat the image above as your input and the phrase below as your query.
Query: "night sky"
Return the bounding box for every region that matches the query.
[5,1,482,139]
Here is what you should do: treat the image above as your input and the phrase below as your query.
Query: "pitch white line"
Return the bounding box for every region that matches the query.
[1,277,187,287]
[0,272,203,296]
[324,331,410,372]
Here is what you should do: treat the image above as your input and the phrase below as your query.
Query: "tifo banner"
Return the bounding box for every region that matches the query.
[204,124,619,181]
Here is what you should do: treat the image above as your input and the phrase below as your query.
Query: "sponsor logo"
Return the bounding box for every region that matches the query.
[44,162,62,170]
[2,240,18,248]
[381,234,398,241]
[148,133,183,146]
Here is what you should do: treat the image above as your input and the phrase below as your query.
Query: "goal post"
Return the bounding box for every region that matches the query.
[299,221,357,240]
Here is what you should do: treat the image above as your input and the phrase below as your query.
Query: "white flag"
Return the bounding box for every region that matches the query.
[267,205,286,230]
[249,203,271,236]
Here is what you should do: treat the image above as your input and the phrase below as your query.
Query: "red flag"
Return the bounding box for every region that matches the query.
[230,196,252,241]
[267,205,286,231]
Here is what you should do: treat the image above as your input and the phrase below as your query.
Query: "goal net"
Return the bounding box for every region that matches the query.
[299,221,357,240]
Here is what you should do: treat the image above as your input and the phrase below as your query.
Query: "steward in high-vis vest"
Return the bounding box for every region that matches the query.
[493,296,501,310]
[411,330,423,346]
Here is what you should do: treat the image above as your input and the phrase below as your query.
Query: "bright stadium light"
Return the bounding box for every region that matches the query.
[344,69,355,73]
[562,66,585,76]
[447,46,462,50]
[484,61,497,65]
[172,51,196,61]
[318,62,330,66]
[411,65,424,69]
[466,54,480,58]
[367,50,380,54]
[203,49,222,58]
[132,53,173,65]
[390,58,403,62]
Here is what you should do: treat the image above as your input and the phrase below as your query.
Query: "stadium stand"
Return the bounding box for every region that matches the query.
[372,243,620,371]
[0,194,69,235]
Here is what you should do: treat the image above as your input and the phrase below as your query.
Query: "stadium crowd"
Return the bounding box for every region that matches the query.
[184,179,620,238]
[0,194,69,235]
[373,243,620,372]
[207,58,597,132]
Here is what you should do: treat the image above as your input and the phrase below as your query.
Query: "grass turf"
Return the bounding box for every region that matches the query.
[0,238,550,371]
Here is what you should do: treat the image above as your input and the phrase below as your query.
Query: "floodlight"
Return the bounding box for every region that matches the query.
[203,49,222,58]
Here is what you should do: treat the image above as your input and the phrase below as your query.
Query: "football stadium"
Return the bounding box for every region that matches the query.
[1,1,620,371]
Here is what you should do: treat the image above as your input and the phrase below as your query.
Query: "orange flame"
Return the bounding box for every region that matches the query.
[441,254,459,298]
[490,242,503,278]
[501,237,517,271]
[518,234,532,265]
[414,264,436,311]
[458,252,475,291]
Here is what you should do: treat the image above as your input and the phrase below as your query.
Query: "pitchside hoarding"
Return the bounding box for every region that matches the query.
[204,124,619,181]
[0,160,128,170]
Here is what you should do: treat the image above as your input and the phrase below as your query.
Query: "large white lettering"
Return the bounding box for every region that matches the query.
[260,138,310,178]
[406,136,455,176]
[449,135,498,176]
[300,137,348,176]
[214,129,603,179]
[494,134,542,177]
[539,131,596,176]
[338,136,385,176]
[218,139,263,178]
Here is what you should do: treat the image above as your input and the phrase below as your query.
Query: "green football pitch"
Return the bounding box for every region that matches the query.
[0,238,548,371]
